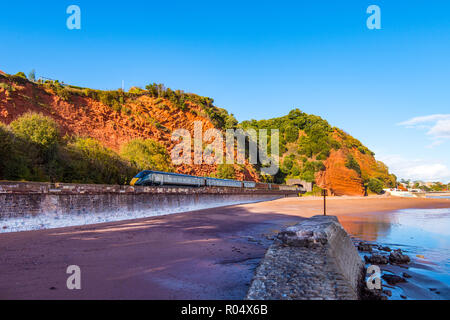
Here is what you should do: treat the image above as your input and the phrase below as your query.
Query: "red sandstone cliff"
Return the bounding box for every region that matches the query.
[315,149,365,196]
[0,73,393,194]
[0,75,259,181]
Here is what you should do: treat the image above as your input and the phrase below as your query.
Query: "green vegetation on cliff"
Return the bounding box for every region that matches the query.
[240,109,340,183]
[240,108,395,190]
[0,113,170,184]
[120,138,173,172]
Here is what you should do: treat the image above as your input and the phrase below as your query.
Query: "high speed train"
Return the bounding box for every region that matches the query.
[129,170,262,189]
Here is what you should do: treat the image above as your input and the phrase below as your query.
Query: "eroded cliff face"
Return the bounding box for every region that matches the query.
[0,76,259,181]
[315,143,393,196]
[315,149,365,196]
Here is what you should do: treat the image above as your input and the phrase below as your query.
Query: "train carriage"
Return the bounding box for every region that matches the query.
[130,171,205,187]
[243,181,256,188]
[130,170,279,190]
[205,177,242,188]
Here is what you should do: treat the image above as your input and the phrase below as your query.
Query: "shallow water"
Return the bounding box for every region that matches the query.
[338,208,450,300]
[427,196,450,199]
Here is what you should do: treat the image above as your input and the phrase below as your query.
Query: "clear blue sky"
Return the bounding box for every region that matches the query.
[1,1,450,182]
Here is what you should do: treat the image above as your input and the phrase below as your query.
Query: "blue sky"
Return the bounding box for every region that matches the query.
[1,1,450,182]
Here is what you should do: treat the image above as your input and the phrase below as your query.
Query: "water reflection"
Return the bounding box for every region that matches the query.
[337,208,450,299]
[338,212,397,242]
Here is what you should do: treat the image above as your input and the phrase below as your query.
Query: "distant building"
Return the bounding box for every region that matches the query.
[286,179,313,192]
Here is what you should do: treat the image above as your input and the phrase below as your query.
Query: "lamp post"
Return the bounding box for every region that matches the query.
[322,189,328,216]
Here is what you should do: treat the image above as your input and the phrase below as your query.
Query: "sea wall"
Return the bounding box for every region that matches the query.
[0,181,297,229]
[246,215,364,300]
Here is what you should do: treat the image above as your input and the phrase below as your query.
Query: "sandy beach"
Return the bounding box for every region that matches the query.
[243,195,450,218]
[0,196,449,299]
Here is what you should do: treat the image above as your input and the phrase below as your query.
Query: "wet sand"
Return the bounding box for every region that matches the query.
[0,196,449,299]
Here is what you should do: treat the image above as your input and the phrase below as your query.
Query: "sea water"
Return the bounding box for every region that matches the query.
[338,207,450,300]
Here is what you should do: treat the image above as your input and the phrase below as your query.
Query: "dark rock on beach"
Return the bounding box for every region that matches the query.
[389,249,411,264]
[382,274,407,285]
[378,246,391,252]
[402,272,412,279]
[364,254,389,265]
[383,289,392,297]
[357,242,373,252]
[361,287,387,300]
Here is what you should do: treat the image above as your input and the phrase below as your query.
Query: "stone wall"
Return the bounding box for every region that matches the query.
[246,215,364,300]
[286,179,314,192]
[0,181,297,219]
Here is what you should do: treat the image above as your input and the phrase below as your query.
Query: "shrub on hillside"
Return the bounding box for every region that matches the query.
[10,112,59,149]
[300,170,315,182]
[284,125,298,143]
[281,156,294,173]
[368,178,384,194]
[55,85,70,101]
[15,72,27,79]
[128,86,145,95]
[120,138,172,172]
[345,154,361,176]
[0,82,15,92]
[65,137,137,185]
[145,83,237,129]
[290,164,301,177]
[214,164,236,179]
[0,123,39,181]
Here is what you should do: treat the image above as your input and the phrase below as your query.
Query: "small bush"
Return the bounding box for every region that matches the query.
[300,170,315,182]
[0,83,15,92]
[10,112,59,149]
[368,178,384,194]
[0,123,42,181]
[281,157,294,173]
[15,72,27,79]
[215,164,236,179]
[345,154,361,175]
[66,137,136,184]
[284,125,298,143]
[120,138,172,172]
[128,87,144,95]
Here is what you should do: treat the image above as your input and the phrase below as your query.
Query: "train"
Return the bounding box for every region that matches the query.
[129,170,272,189]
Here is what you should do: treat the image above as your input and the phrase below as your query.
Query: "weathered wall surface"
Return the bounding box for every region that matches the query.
[246,215,364,300]
[0,181,297,219]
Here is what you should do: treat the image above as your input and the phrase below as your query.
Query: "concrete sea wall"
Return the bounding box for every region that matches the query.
[246,215,364,300]
[0,181,297,232]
